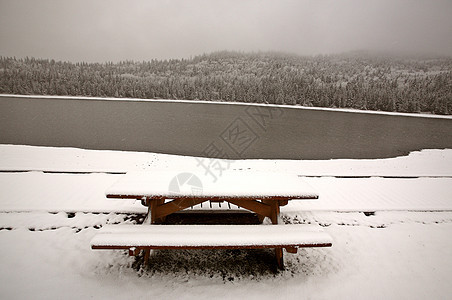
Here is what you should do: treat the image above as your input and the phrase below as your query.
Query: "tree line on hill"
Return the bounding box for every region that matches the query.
[0,51,451,114]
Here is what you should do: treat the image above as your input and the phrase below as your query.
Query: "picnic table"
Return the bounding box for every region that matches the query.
[91,171,333,269]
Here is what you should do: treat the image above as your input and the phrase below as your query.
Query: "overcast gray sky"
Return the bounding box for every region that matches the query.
[1,0,451,62]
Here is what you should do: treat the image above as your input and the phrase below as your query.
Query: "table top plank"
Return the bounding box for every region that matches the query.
[106,171,319,200]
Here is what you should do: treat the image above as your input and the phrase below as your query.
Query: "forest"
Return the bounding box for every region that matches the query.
[0,51,451,114]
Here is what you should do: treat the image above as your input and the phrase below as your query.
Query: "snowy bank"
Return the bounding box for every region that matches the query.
[0,145,451,299]
[1,145,452,213]
[1,144,452,176]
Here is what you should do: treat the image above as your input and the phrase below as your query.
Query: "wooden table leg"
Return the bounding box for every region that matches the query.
[143,199,165,267]
[142,203,152,266]
[275,248,284,270]
[150,199,165,224]
[143,248,150,267]
[267,200,284,270]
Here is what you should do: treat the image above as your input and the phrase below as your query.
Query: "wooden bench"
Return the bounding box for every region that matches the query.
[91,171,333,269]
[91,224,332,251]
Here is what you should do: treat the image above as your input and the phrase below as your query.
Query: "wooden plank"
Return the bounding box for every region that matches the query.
[150,200,159,224]
[105,171,319,201]
[285,246,298,254]
[154,198,207,219]
[106,194,144,200]
[92,243,332,250]
[91,224,333,271]
[267,200,280,224]
[128,247,141,256]
[143,249,150,266]
[226,199,272,218]
[106,194,309,201]
[91,225,333,249]
[262,199,285,269]
[278,199,289,206]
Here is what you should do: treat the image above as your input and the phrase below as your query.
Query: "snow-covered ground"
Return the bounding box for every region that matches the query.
[0,144,451,299]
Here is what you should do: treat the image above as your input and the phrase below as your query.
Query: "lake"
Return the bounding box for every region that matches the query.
[1,95,452,160]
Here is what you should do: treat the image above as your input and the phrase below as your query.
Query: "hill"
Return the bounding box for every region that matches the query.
[1,51,451,114]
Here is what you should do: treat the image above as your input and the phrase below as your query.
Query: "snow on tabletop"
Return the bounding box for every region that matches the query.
[105,171,319,199]
[91,224,333,247]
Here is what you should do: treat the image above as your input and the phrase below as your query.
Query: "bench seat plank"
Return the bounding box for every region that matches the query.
[91,225,333,249]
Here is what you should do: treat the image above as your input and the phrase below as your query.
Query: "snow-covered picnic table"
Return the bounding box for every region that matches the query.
[92,171,332,269]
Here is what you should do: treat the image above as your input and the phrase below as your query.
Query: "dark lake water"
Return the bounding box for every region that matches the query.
[1,95,452,160]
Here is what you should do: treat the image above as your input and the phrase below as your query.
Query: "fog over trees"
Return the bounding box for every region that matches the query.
[1,51,451,114]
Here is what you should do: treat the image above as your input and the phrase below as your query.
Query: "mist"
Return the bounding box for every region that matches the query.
[1,0,452,62]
